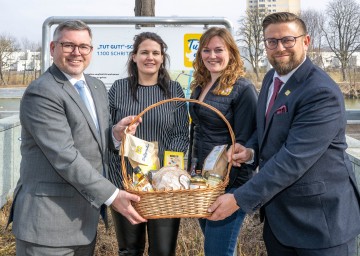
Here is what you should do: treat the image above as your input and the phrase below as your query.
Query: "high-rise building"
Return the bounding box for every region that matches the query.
[247,0,301,14]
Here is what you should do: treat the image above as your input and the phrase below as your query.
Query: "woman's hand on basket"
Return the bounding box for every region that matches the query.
[227,143,253,167]
[111,190,147,224]
[206,193,240,221]
[113,116,142,141]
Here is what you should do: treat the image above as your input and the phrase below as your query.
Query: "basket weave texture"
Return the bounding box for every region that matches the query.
[121,97,235,219]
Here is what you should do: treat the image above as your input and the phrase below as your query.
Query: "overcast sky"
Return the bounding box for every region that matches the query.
[0,0,348,43]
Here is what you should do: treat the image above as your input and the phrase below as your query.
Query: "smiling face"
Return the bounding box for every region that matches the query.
[200,36,230,78]
[50,29,92,79]
[132,39,164,82]
[264,21,310,76]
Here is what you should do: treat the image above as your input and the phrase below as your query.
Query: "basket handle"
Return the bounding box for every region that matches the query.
[121,97,236,190]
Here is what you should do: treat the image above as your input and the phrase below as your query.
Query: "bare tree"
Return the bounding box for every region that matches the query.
[300,9,326,68]
[20,38,42,83]
[322,0,360,81]
[134,0,155,27]
[0,33,19,85]
[134,0,155,16]
[237,8,269,82]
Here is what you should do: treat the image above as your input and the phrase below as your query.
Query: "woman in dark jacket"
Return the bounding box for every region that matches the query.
[189,27,258,256]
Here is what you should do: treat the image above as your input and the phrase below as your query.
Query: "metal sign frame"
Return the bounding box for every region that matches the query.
[41,16,233,73]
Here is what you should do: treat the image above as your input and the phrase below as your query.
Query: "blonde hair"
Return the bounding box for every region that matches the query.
[191,27,245,94]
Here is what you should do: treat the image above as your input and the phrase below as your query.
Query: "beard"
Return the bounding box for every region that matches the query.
[269,50,305,76]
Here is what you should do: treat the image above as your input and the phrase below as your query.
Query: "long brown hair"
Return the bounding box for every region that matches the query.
[191,27,245,95]
[127,32,171,100]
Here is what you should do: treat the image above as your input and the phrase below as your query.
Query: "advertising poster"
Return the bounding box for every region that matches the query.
[87,26,205,97]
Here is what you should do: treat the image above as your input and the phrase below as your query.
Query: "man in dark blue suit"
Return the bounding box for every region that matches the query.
[207,12,360,255]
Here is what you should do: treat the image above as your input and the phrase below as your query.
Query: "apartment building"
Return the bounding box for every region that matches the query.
[247,0,300,14]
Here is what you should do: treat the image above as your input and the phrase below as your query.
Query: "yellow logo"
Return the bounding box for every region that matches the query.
[184,33,202,68]
[135,146,142,154]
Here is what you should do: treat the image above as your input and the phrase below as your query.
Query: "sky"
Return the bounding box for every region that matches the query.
[0,0,336,44]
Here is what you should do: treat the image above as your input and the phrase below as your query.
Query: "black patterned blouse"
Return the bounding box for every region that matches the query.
[108,78,189,188]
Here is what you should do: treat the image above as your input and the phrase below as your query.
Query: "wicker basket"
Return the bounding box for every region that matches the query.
[121,97,235,219]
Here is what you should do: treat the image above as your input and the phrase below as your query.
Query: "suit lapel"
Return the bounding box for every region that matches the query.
[258,72,273,148]
[50,65,102,147]
[260,58,313,149]
[85,78,104,147]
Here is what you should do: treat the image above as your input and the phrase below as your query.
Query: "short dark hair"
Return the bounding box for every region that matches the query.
[53,20,92,41]
[262,12,307,35]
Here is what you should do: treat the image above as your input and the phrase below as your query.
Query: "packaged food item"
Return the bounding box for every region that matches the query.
[151,166,191,190]
[132,167,154,192]
[188,157,198,177]
[129,142,160,175]
[121,133,158,170]
[206,173,223,187]
[164,151,185,169]
[202,144,228,179]
[189,176,208,189]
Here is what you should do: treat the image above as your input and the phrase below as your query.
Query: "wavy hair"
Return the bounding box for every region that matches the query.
[191,27,245,94]
[127,32,171,100]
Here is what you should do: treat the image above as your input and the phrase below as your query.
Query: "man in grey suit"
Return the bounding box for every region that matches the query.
[8,20,146,255]
[207,12,360,255]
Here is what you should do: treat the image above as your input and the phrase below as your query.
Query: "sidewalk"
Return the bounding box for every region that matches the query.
[0,88,25,98]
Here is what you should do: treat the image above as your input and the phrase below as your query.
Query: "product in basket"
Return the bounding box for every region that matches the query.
[129,142,160,175]
[121,133,157,166]
[151,166,191,190]
[164,151,185,169]
[206,173,223,187]
[119,98,235,219]
[189,175,208,189]
[132,166,154,191]
[202,144,228,179]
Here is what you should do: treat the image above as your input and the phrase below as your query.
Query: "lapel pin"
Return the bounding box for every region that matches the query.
[285,90,291,96]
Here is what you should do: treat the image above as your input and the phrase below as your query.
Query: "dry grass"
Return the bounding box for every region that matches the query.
[1,199,265,256]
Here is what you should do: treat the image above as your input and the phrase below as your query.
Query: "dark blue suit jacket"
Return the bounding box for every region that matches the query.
[234,58,360,248]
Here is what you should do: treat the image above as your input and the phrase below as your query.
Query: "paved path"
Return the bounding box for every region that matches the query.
[0,88,25,98]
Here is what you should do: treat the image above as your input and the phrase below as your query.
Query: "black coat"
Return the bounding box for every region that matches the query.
[189,77,258,188]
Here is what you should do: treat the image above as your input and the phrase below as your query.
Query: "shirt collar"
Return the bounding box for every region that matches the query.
[61,71,85,86]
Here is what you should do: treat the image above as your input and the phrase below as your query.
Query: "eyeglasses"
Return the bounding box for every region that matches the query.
[263,35,305,50]
[56,42,93,55]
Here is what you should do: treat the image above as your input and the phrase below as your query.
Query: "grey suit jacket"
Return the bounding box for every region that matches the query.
[9,64,117,246]
[234,58,360,249]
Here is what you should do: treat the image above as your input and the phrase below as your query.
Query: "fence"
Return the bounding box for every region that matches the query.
[1,115,360,254]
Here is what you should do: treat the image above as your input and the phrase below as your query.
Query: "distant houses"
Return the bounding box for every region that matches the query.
[3,48,360,74]
[3,50,41,72]
[240,48,360,71]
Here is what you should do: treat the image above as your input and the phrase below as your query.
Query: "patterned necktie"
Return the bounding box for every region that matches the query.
[266,77,283,121]
[74,80,99,130]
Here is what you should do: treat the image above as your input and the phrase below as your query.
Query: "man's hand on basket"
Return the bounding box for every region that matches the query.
[111,190,147,224]
[206,193,240,221]
[227,143,254,167]
[113,116,142,141]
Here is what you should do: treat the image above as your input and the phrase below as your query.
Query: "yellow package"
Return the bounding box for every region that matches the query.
[164,151,184,170]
